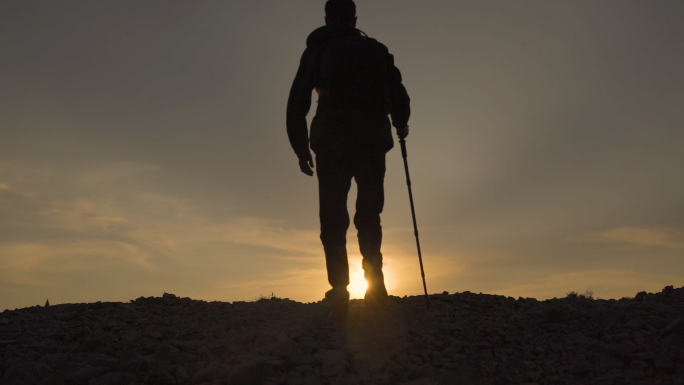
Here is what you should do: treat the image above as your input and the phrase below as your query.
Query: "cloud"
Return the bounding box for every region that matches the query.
[0,183,9,190]
[569,226,684,250]
[0,160,329,310]
[0,240,156,286]
[220,217,321,256]
[78,162,161,187]
[43,200,129,232]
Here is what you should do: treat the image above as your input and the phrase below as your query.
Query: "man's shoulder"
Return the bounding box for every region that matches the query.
[306,26,374,49]
[306,26,329,49]
[349,32,390,55]
[367,37,389,54]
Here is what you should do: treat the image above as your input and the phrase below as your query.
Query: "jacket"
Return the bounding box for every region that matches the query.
[286,26,411,159]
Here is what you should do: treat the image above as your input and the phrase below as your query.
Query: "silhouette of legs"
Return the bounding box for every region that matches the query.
[354,152,389,309]
[317,154,353,289]
[353,151,385,277]
[317,149,386,306]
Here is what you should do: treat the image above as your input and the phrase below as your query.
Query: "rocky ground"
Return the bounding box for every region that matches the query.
[1,286,683,385]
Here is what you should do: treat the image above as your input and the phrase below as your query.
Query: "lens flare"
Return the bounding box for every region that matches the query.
[348,270,367,299]
[347,256,367,299]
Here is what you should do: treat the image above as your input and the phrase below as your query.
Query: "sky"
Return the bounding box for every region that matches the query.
[1,1,683,311]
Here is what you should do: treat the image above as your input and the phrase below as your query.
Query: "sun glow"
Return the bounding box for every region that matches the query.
[347,255,399,299]
[348,256,368,299]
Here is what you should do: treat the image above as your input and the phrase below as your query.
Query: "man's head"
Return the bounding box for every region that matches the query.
[325,0,356,28]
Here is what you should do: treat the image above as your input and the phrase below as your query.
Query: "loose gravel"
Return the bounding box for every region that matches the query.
[1,286,683,385]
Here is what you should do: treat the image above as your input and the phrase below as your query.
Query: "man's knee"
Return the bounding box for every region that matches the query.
[321,228,347,248]
[353,212,381,231]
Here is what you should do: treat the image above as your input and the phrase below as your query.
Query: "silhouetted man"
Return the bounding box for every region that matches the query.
[287,0,410,318]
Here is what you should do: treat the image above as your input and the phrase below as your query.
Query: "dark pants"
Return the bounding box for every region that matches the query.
[316,150,386,288]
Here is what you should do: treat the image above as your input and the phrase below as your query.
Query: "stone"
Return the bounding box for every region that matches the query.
[352,350,390,373]
[624,367,645,379]
[39,372,66,385]
[654,355,675,371]
[2,288,684,384]
[144,370,175,385]
[317,349,347,377]
[661,317,684,336]
[88,371,123,385]
[230,355,274,385]
[403,379,437,385]
[65,365,107,383]
[54,312,77,321]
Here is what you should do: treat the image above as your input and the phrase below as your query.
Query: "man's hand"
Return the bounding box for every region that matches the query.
[299,153,314,176]
[396,125,409,139]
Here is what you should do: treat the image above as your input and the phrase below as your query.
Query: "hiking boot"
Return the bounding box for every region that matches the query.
[324,287,350,320]
[363,263,388,311]
[364,281,388,311]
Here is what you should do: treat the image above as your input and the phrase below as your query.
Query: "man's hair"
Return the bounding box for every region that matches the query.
[325,0,356,24]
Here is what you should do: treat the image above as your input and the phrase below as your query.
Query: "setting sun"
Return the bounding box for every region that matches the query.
[348,256,368,299]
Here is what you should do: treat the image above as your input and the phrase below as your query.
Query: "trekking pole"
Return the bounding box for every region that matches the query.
[399,137,429,307]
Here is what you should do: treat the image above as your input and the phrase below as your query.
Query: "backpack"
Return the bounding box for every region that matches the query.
[315,34,389,115]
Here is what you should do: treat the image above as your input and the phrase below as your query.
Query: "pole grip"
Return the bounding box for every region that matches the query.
[400,138,407,158]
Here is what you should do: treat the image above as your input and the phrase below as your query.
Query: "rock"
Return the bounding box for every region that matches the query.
[317,349,347,377]
[289,354,315,366]
[403,379,437,385]
[0,339,18,346]
[542,306,569,323]
[168,352,196,365]
[144,370,175,385]
[569,331,589,344]
[626,317,645,329]
[570,360,593,375]
[88,371,123,385]
[65,365,108,384]
[39,372,66,385]
[352,350,389,373]
[54,312,77,321]
[2,288,684,384]
[643,293,657,303]
[624,367,645,379]
[231,356,274,385]
[671,288,684,299]
[89,354,119,369]
[197,345,211,358]
[661,318,684,336]
[654,355,675,371]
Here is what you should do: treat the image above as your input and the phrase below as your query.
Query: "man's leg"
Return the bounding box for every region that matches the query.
[316,154,353,291]
[353,151,388,309]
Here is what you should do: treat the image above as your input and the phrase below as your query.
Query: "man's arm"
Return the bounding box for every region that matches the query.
[385,51,411,135]
[286,48,317,175]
